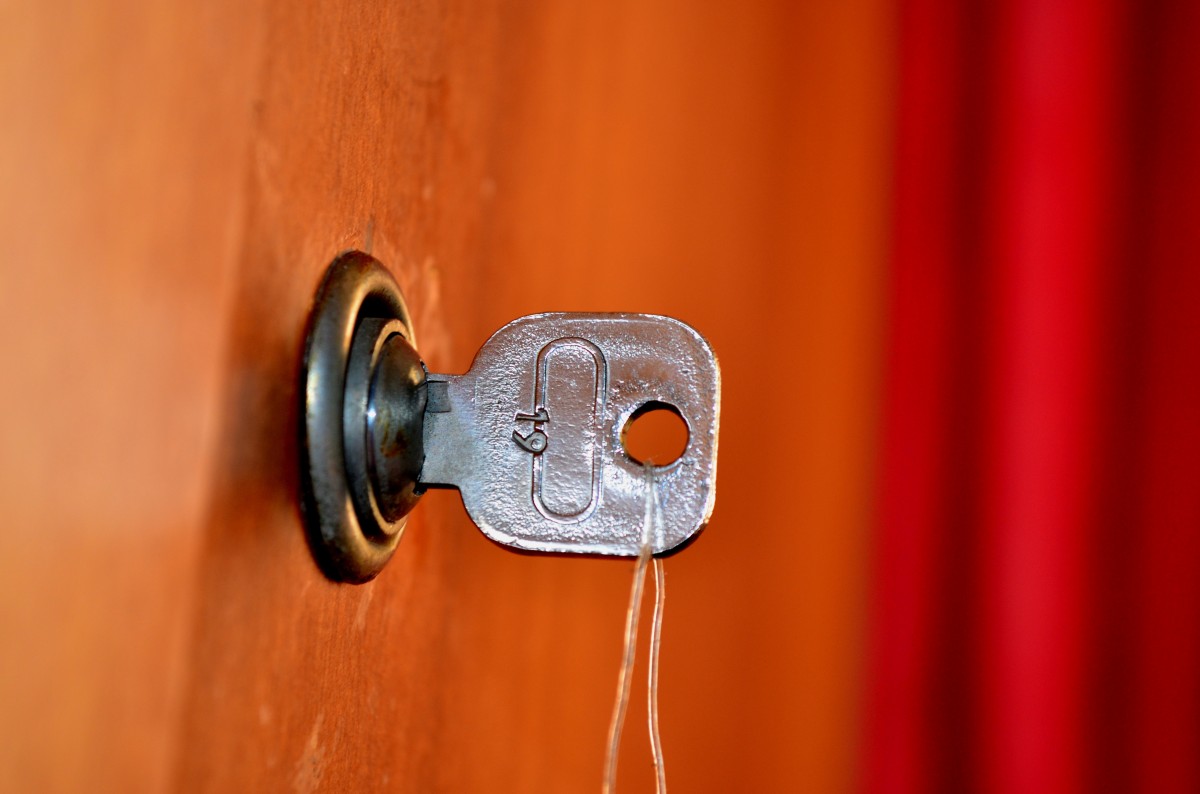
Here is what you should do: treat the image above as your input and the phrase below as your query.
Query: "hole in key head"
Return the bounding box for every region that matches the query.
[621,401,689,466]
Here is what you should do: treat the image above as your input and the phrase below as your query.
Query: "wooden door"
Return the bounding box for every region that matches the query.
[0,1,889,791]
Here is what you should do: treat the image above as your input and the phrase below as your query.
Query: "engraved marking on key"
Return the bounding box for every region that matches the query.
[511,407,548,454]
[418,313,720,557]
[529,338,607,523]
[511,427,548,453]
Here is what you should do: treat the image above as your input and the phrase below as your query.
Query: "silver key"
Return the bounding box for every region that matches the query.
[420,313,721,556]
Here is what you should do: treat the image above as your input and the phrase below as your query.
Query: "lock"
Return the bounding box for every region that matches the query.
[300,252,721,583]
[299,252,426,582]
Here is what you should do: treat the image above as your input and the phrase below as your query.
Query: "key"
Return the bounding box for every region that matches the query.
[419,313,721,556]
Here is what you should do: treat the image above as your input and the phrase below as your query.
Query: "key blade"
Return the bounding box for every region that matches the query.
[420,313,720,556]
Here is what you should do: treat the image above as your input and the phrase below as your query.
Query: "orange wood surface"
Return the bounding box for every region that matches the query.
[0,1,891,791]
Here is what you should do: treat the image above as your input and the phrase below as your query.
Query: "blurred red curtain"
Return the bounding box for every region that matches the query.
[865,1,1200,792]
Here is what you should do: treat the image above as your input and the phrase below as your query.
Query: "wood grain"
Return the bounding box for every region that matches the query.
[0,1,892,791]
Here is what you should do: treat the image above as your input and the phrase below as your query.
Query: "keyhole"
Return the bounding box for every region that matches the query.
[621,401,689,466]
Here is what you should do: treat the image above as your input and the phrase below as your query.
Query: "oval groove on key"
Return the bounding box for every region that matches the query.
[532,338,607,521]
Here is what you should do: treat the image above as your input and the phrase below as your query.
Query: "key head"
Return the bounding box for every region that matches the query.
[422,313,720,556]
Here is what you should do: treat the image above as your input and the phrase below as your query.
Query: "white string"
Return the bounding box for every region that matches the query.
[647,556,666,792]
[603,465,667,794]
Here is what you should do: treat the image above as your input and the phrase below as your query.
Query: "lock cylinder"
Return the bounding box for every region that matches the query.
[300,251,425,583]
